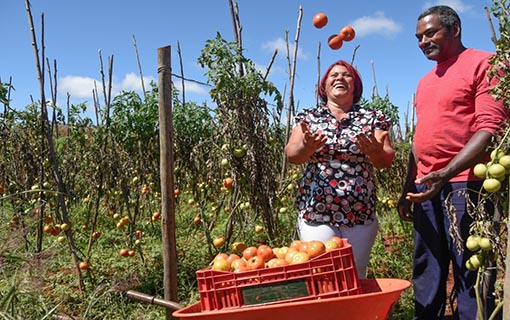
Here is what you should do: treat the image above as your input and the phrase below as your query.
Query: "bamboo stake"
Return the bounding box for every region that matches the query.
[133,35,146,98]
[24,0,84,291]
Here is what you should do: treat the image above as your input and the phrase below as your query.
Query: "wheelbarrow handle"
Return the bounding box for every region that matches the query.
[126,290,184,311]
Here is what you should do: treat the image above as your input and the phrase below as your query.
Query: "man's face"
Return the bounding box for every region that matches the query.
[415,13,457,62]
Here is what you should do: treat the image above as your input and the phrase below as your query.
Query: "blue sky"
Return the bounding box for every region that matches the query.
[1,0,499,125]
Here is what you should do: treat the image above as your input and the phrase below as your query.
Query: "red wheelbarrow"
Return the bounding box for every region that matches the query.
[127,278,411,320]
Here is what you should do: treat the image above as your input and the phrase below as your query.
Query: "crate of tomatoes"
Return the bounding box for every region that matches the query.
[196,237,361,311]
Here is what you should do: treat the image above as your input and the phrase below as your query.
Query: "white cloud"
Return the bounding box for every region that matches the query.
[59,76,98,99]
[351,12,402,38]
[262,38,309,61]
[59,73,157,101]
[174,80,208,95]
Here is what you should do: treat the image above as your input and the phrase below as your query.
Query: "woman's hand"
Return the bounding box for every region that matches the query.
[300,122,327,152]
[356,130,395,168]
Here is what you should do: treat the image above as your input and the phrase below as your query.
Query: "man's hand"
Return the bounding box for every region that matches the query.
[405,171,446,202]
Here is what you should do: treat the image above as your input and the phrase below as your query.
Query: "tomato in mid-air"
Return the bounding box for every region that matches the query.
[340,25,356,41]
[328,34,344,50]
[312,13,328,29]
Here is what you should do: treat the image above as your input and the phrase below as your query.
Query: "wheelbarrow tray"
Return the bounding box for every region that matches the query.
[173,278,411,320]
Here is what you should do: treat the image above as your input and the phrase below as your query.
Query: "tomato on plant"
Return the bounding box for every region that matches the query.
[213,237,225,248]
[223,177,234,189]
[79,261,89,270]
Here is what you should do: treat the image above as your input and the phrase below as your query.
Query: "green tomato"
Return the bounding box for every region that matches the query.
[466,235,480,252]
[483,178,501,193]
[465,259,478,272]
[499,155,510,169]
[479,237,493,251]
[488,163,506,178]
[490,149,505,161]
[473,163,487,179]
[469,254,484,269]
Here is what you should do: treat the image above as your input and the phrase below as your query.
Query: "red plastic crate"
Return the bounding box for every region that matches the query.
[196,239,361,311]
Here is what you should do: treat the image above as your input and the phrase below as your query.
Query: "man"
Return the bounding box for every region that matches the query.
[398,5,507,320]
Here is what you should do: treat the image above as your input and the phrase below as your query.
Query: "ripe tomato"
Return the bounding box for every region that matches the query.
[289,240,302,251]
[227,253,241,265]
[266,258,289,268]
[120,248,129,257]
[214,253,229,262]
[324,239,339,252]
[273,246,289,259]
[79,261,89,270]
[213,237,225,248]
[223,177,234,189]
[312,13,328,29]
[298,241,309,253]
[212,259,230,271]
[230,258,247,272]
[340,25,356,41]
[246,255,265,270]
[193,216,201,224]
[307,240,326,258]
[174,188,181,196]
[257,245,275,262]
[290,251,310,264]
[242,246,259,260]
[152,212,161,221]
[284,248,299,264]
[128,250,136,257]
[329,236,344,248]
[328,34,344,50]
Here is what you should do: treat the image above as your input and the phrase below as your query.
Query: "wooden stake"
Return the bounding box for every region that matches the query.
[157,45,178,320]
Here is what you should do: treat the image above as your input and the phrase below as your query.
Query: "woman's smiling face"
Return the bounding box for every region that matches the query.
[325,65,355,103]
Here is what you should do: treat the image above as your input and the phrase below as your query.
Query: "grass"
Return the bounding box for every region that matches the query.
[0,193,416,319]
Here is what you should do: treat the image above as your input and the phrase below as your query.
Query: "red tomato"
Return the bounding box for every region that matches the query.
[257,245,275,262]
[230,258,247,272]
[312,13,328,29]
[340,25,355,42]
[328,34,344,50]
[223,177,234,189]
[246,255,265,270]
[266,258,289,268]
[242,246,259,260]
[79,261,89,270]
[307,240,326,258]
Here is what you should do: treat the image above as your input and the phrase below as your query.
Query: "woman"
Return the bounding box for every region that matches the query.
[285,60,395,279]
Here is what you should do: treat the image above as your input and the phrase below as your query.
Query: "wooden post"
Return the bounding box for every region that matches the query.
[157,46,179,319]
